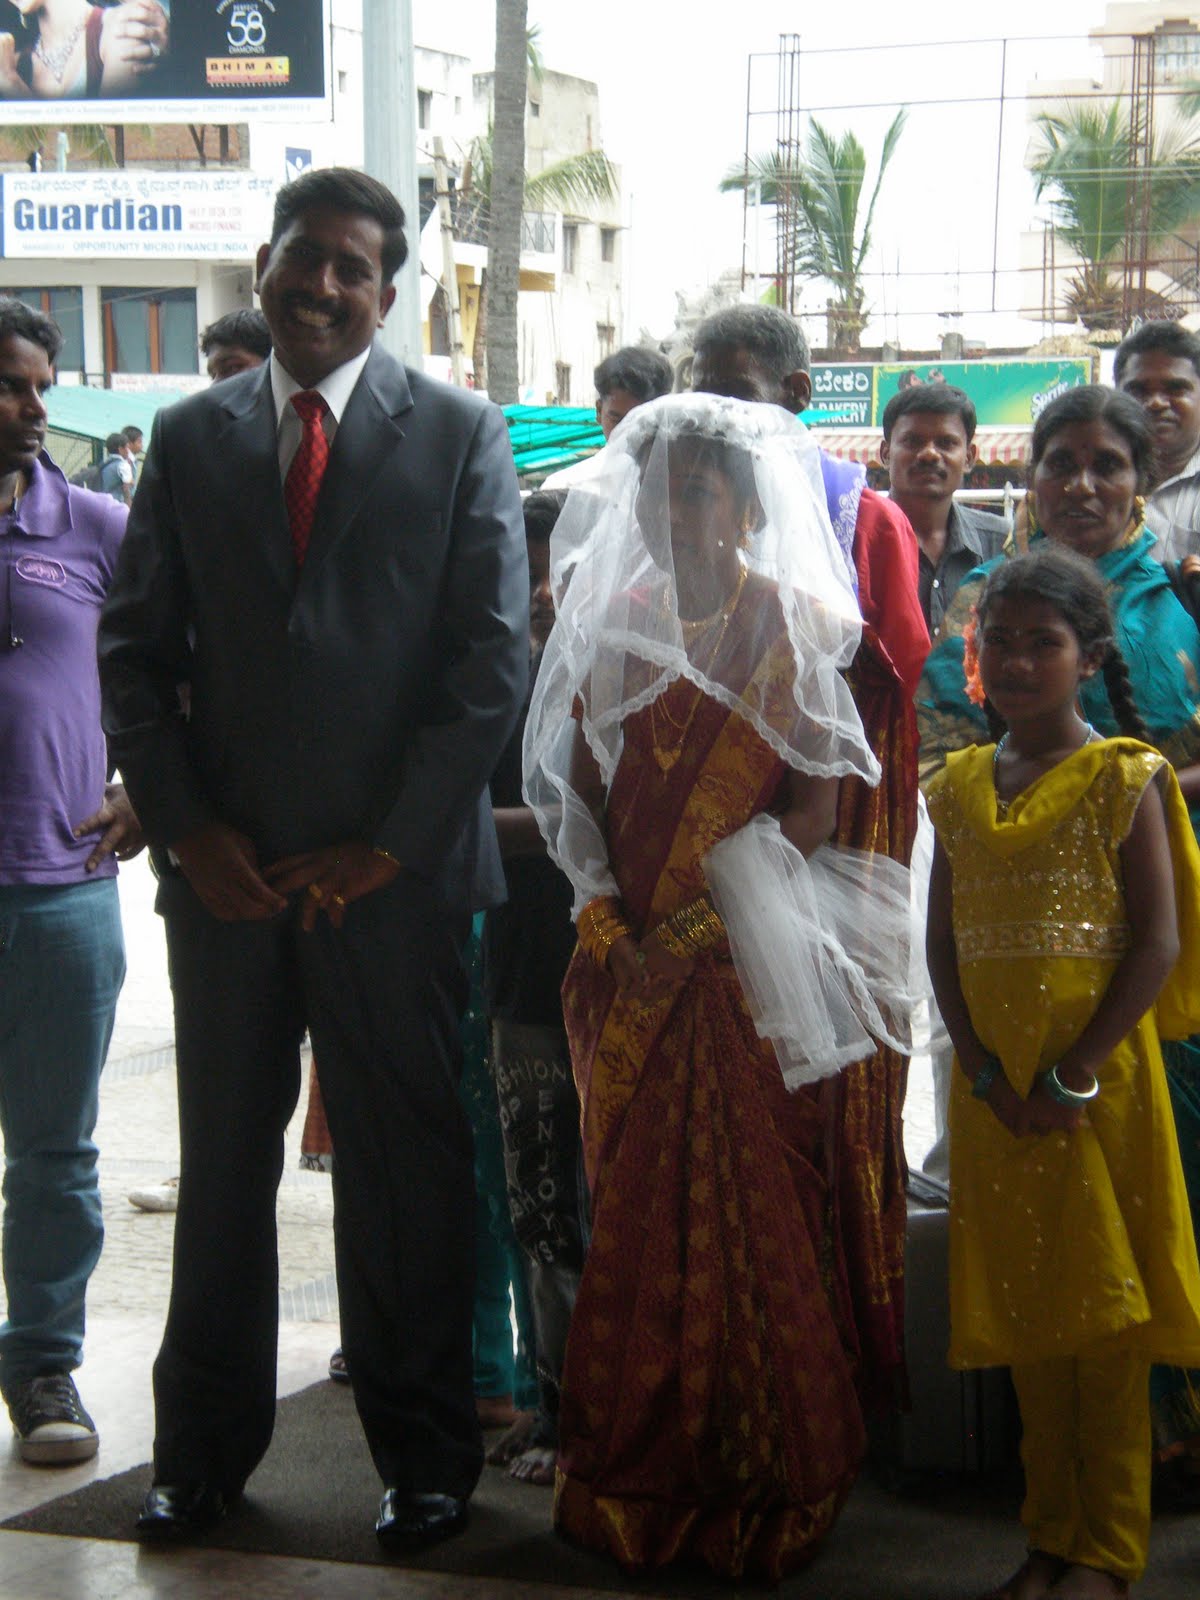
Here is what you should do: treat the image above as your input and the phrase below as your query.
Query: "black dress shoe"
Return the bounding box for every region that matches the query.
[135,1481,236,1541]
[375,1488,468,1551]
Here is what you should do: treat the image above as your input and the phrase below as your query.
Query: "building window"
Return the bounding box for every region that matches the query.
[529,100,540,118]
[9,286,84,373]
[337,70,348,94]
[562,223,578,275]
[102,287,198,376]
[454,96,462,115]
[596,323,615,359]
[521,211,555,253]
[1156,25,1200,82]
[418,90,432,130]
[600,227,616,264]
[555,361,571,403]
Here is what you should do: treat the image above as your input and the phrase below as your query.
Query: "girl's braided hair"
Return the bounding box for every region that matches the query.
[975,546,1149,742]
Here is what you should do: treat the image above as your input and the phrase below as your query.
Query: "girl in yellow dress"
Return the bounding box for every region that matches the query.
[926,546,1200,1600]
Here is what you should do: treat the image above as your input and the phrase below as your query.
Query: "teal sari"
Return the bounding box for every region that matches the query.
[918,523,1200,1462]
[918,525,1200,790]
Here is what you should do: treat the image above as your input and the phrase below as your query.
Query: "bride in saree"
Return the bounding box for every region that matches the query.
[523,393,915,1581]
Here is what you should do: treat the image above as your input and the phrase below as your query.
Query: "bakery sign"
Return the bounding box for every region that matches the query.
[0,0,329,123]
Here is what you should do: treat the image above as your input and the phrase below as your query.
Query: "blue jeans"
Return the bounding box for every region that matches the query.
[0,879,125,1393]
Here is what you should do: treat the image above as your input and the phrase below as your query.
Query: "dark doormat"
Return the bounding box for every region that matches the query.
[3,1381,1194,1598]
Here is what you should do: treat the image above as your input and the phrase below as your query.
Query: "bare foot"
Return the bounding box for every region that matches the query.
[976,1551,1068,1600]
[486,1409,546,1466]
[509,1444,556,1486]
[1048,1565,1128,1599]
[475,1394,518,1430]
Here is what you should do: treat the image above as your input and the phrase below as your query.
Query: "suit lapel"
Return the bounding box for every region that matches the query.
[217,364,295,599]
[300,346,414,582]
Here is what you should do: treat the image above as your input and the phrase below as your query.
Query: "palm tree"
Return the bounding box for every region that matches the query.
[721,110,906,355]
[459,131,617,393]
[1030,101,1200,331]
[486,0,529,403]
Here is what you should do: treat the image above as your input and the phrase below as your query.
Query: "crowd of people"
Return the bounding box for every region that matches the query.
[2,163,1200,1600]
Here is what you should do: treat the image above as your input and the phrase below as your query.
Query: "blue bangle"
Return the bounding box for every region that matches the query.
[1042,1062,1099,1106]
[971,1055,1002,1100]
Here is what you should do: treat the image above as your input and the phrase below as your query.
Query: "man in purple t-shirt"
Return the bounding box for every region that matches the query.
[0,298,142,1465]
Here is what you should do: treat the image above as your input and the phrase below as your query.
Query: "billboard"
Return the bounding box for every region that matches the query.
[0,1,329,124]
[873,359,1092,427]
[0,170,277,259]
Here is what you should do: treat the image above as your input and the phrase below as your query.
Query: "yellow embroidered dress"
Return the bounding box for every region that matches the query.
[926,738,1200,1370]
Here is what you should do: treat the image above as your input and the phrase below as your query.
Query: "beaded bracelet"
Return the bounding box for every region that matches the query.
[1042,1062,1100,1106]
[577,895,633,970]
[653,894,725,960]
[970,1054,1003,1100]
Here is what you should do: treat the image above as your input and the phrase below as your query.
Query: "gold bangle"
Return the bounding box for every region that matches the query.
[655,920,694,960]
[373,845,400,868]
[577,895,633,968]
[656,894,725,957]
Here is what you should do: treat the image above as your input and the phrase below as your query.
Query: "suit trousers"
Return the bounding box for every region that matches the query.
[151,867,482,1497]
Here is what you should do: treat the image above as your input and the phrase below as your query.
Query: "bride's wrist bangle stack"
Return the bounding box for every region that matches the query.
[653,895,725,960]
[577,896,633,969]
[1043,1062,1100,1106]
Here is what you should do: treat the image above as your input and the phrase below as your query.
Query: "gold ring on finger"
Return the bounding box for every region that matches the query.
[307,883,324,901]
[331,893,346,909]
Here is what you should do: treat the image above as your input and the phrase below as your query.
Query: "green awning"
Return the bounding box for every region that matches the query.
[46,384,187,445]
[503,403,602,479]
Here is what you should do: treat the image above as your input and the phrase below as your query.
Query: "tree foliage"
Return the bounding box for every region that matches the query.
[721,110,906,354]
[1030,101,1200,330]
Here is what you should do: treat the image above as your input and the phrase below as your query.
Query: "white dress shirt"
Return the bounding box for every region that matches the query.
[1145,440,1200,564]
[270,345,373,481]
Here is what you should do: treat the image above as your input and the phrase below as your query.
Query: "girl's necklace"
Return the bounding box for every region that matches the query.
[650,563,747,774]
[34,23,87,85]
[993,721,1098,807]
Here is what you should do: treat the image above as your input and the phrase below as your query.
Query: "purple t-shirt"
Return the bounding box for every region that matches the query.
[0,455,127,884]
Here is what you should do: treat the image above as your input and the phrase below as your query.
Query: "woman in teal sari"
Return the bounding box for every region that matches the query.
[918,385,1200,1494]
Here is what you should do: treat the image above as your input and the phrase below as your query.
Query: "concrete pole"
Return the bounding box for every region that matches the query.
[432,137,466,387]
[362,0,421,363]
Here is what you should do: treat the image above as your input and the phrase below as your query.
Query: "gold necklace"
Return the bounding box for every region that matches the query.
[649,564,747,773]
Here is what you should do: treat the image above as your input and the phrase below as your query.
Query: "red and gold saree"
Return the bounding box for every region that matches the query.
[554,676,867,1581]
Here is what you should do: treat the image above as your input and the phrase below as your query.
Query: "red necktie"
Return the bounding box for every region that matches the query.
[284,390,329,567]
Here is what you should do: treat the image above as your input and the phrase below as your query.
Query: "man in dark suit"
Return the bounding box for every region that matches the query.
[98,168,528,1550]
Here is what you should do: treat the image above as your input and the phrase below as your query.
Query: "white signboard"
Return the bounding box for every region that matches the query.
[0,172,277,261]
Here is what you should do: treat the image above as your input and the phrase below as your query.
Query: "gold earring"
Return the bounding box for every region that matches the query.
[1133,494,1145,522]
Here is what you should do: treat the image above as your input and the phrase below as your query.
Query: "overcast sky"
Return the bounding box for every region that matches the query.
[410,1,1122,351]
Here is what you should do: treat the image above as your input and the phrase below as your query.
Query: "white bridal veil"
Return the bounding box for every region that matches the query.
[523,392,917,1082]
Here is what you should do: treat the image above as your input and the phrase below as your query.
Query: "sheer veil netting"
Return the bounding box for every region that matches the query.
[523,391,918,1082]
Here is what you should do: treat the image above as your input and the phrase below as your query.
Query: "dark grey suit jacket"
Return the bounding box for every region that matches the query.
[99,345,527,905]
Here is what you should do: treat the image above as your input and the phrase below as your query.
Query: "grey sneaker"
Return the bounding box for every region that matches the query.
[7,1374,99,1465]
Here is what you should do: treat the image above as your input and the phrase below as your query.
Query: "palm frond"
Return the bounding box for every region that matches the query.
[523,148,616,212]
